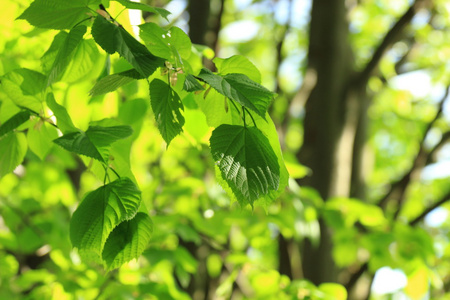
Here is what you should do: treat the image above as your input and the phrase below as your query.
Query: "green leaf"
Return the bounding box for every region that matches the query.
[70,178,141,261]
[47,25,87,85]
[112,0,170,21]
[102,212,153,270]
[0,111,31,138]
[90,69,144,96]
[196,68,274,119]
[140,23,192,63]
[27,121,58,160]
[183,74,204,92]
[0,132,27,178]
[17,0,97,30]
[209,124,280,205]
[60,38,104,83]
[53,125,133,162]
[46,93,77,134]
[1,68,46,112]
[214,55,261,83]
[91,15,164,77]
[150,79,184,146]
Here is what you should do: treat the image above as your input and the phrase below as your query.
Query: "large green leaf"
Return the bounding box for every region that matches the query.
[150,79,184,146]
[46,25,87,85]
[17,0,99,30]
[140,23,192,64]
[209,124,280,205]
[90,69,144,96]
[91,15,164,77]
[196,68,274,119]
[102,212,153,270]
[46,93,77,134]
[0,111,31,138]
[0,132,27,178]
[112,0,170,20]
[53,125,133,162]
[70,178,141,261]
[1,69,46,112]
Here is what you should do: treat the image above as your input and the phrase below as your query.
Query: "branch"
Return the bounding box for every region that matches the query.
[358,0,429,84]
[409,189,450,226]
[377,85,450,212]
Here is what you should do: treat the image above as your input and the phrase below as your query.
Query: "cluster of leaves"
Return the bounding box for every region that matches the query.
[0,0,288,270]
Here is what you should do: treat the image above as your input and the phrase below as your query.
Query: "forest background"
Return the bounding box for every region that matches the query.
[1,0,450,299]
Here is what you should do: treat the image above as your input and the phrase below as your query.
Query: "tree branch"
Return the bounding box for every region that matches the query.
[409,189,450,226]
[358,0,430,84]
[377,85,450,213]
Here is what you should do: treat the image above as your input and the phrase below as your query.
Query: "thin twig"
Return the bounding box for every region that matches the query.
[358,0,429,85]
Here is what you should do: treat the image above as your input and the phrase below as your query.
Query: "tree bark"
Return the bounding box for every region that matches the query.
[297,0,354,285]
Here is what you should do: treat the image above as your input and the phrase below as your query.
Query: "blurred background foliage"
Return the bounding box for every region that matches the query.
[1,0,450,299]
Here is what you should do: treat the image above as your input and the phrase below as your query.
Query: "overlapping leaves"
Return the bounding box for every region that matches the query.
[210,124,280,205]
[53,125,133,163]
[70,178,151,268]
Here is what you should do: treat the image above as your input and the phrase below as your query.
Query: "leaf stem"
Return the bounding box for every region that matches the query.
[242,105,246,127]
[109,166,121,180]
[243,107,258,129]
[72,17,91,29]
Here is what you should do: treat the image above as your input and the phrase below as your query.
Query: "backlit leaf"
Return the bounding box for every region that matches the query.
[90,69,144,96]
[47,25,87,85]
[150,79,184,146]
[140,23,192,63]
[1,68,46,112]
[46,93,77,134]
[27,120,58,160]
[112,0,170,21]
[214,55,261,83]
[70,178,141,261]
[210,124,280,205]
[0,132,27,178]
[91,15,164,77]
[53,125,133,162]
[17,0,98,30]
[102,212,153,270]
[196,68,274,119]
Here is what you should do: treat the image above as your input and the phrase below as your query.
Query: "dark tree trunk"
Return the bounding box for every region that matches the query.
[297,0,354,285]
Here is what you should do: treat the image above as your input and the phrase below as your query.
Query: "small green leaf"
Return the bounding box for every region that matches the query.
[183,74,204,92]
[27,121,58,160]
[53,125,133,162]
[47,25,87,85]
[46,93,77,134]
[102,212,153,270]
[90,69,144,96]
[112,0,170,21]
[1,68,46,112]
[0,132,27,178]
[0,111,31,138]
[140,23,191,63]
[17,0,97,30]
[70,178,141,262]
[150,79,184,146]
[209,124,280,205]
[214,55,261,83]
[91,15,164,77]
[196,68,274,119]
